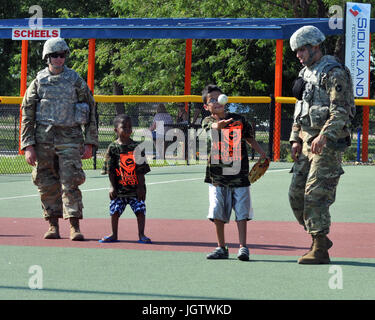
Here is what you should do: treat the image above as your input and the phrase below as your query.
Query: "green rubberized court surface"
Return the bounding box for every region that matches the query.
[1,163,374,222]
[2,245,375,300]
[1,162,375,301]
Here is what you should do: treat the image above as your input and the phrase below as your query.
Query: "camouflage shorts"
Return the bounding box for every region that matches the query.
[109,197,146,216]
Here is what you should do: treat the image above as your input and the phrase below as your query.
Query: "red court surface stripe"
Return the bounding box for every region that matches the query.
[0,217,374,259]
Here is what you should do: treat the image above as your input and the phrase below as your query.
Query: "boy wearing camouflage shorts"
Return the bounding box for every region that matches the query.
[201,85,267,261]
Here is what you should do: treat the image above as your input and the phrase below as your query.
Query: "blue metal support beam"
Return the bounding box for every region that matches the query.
[1,18,374,40]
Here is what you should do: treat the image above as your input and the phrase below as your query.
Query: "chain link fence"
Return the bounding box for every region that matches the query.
[1,101,374,174]
[94,101,273,172]
[0,101,274,174]
[0,104,24,173]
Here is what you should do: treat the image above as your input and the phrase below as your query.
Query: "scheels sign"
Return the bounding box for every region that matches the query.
[12,5,60,40]
[345,2,371,98]
[12,28,60,40]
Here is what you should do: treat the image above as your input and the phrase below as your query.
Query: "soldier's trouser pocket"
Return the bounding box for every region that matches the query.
[32,144,63,218]
[32,144,85,219]
[304,148,344,234]
[288,154,310,228]
[56,146,86,187]
[55,145,85,219]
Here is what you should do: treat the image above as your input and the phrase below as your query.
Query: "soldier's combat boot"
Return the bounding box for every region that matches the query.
[302,235,333,257]
[69,217,84,241]
[298,234,330,264]
[326,236,333,250]
[44,217,60,239]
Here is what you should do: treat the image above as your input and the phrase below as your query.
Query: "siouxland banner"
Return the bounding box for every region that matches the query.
[345,2,371,98]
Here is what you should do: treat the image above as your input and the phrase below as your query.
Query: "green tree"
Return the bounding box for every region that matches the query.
[0,0,114,95]
[2,0,374,108]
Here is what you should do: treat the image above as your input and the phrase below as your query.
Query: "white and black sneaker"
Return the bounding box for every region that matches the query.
[206,247,229,259]
[237,246,250,261]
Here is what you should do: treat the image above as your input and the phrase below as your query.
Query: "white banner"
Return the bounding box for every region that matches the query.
[345,2,371,98]
[12,28,60,40]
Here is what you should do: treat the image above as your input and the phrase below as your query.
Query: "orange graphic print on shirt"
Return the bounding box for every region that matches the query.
[212,121,243,163]
[116,152,138,186]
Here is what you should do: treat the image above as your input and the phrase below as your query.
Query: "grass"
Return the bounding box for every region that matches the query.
[0,155,104,174]
[0,127,19,150]
[0,155,30,174]
[0,154,191,174]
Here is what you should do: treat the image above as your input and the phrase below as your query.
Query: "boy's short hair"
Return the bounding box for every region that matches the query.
[113,114,132,128]
[202,84,223,104]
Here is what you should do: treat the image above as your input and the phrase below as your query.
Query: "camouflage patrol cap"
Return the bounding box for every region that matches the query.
[42,37,70,60]
[290,26,326,51]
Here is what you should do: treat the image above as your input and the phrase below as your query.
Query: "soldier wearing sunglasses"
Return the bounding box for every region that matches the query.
[20,37,98,241]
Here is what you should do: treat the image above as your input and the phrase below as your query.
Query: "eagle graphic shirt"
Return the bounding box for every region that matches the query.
[105,140,150,198]
[202,113,254,187]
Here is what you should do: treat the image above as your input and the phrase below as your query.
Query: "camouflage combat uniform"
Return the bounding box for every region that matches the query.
[288,55,355,235]
[20,66,98,220]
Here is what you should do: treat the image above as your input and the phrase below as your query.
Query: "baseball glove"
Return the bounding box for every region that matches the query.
[248,158,270,184]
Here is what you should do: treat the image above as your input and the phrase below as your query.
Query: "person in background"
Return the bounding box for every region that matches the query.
[149,103,173,159]
[176,103,188,124]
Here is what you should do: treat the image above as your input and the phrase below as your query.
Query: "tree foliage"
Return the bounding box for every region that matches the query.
[1,0,374,108]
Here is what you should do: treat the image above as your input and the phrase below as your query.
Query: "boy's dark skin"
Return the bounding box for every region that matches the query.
[103,118,148,242]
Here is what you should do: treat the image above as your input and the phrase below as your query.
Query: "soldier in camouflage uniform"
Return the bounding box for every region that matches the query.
[288,26,355,264]
[201,84,267,261]
[20,38,98,241]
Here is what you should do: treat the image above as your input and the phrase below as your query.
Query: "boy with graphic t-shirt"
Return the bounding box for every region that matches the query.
[201,84,267,261]
[99,114,151,244]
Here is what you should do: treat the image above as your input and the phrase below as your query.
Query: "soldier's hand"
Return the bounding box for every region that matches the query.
[81,144,93,159]
[25,146,36,166]
[311,135,327,155]
[291,142,301,162]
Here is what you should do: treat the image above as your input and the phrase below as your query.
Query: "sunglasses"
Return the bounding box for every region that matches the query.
[207,98,218,104]
[50,52,66,59]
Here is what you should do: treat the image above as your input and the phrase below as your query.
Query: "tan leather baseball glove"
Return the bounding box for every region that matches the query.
[249,158,270,183]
